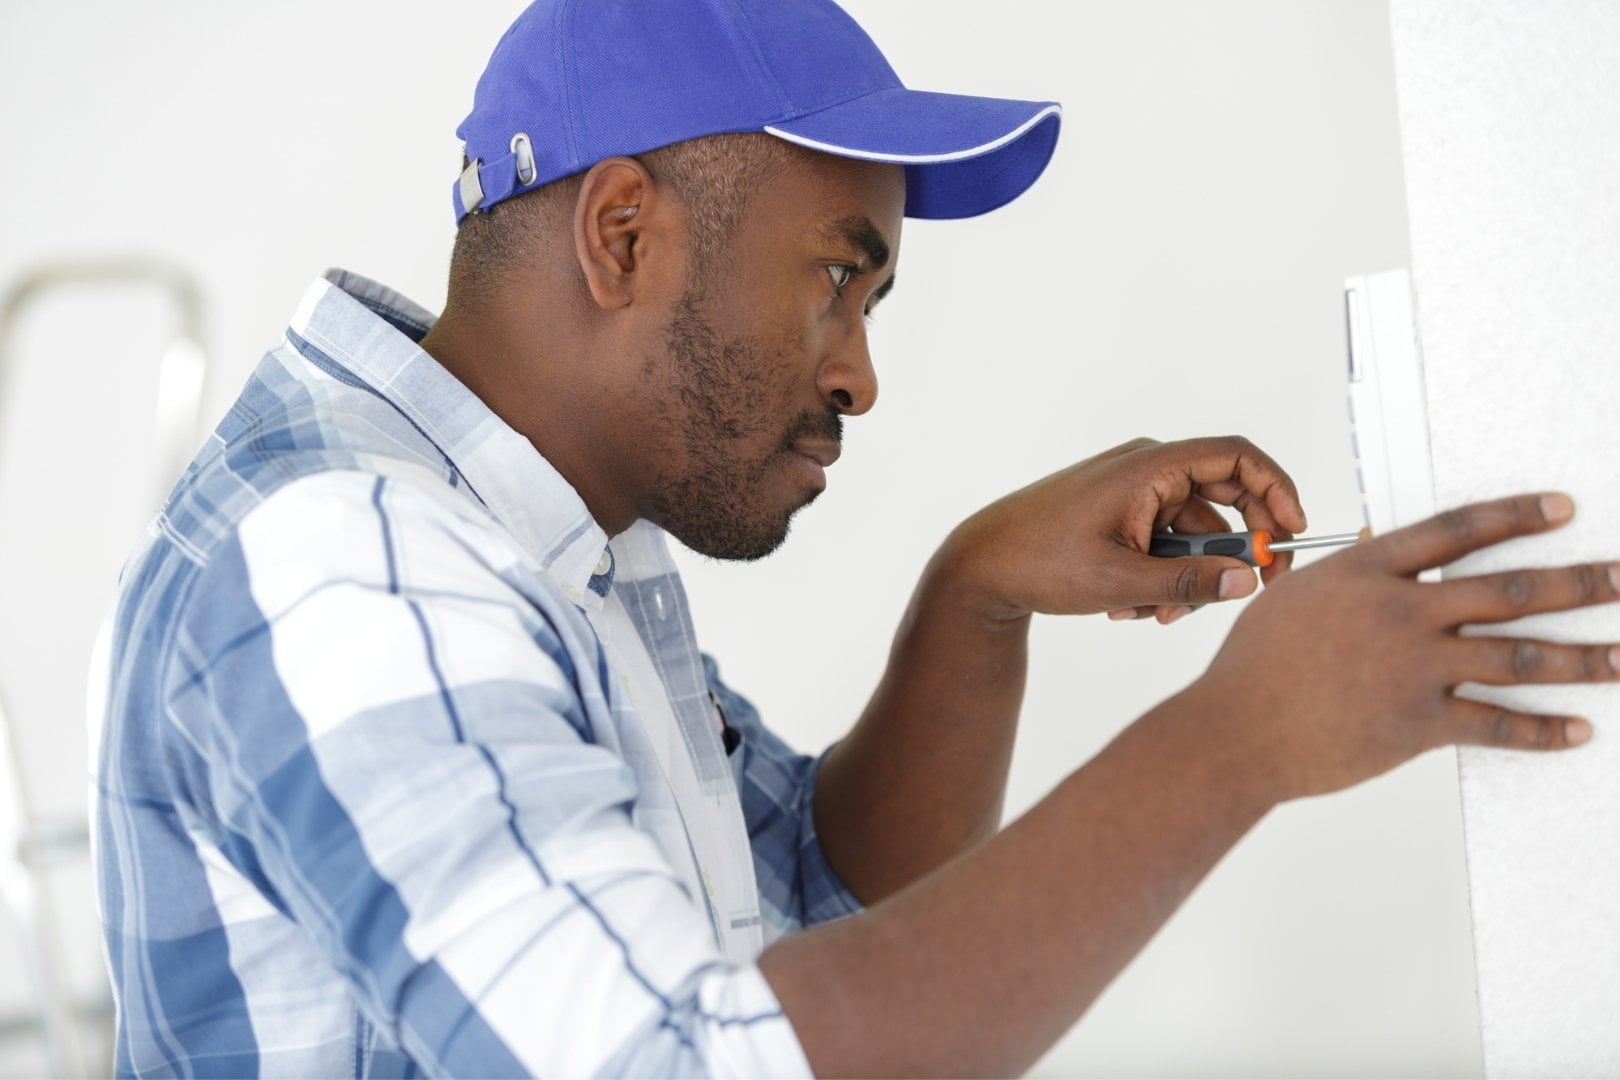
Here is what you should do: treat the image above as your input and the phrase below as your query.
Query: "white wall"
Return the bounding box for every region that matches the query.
[1390,2,1620,1074]
[0,2,1474,1076]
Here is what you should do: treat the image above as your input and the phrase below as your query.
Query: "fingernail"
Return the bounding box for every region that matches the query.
[1566,717,1593,745]
[1609,645,1620,674]
[1541,493,1574,522]
[1219,567,1253,599]
[1610,564,1620,592]
[1108,609,1133,621]
[1164,605,1194,624]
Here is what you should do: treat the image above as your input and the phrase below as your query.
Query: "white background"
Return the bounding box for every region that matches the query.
[0,1,1483,1076]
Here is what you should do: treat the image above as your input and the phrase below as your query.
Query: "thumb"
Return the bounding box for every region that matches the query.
[1137,555,1256,608]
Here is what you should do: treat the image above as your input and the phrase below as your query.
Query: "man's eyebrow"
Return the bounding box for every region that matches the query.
[823,214,891,270]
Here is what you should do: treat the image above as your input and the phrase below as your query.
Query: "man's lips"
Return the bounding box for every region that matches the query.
[793,441,841,469]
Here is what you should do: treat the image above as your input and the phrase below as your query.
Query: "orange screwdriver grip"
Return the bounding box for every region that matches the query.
[1251,530,1274,568]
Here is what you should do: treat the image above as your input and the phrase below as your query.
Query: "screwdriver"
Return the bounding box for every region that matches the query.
[1148,529,1361,568]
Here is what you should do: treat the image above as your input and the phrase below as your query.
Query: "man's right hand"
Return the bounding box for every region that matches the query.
[1190,491,1617,802]
[765,491,1619,1079]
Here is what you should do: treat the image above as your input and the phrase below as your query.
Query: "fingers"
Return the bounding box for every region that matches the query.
[1446,698,1593,751]
[1155,498,1288,593]
[1438,634,1614,753]
[1158,495,1231,536]
[1107,604,1198,624]
[1158,435,1307,535]
[1453,637,1620,686]
[1364,493,1575,577]
[1441,562,1620,624]
[1098,435,1304,619]
[1179,441,1302,583]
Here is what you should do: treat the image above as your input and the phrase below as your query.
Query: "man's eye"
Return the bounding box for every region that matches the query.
[827,264,857,293]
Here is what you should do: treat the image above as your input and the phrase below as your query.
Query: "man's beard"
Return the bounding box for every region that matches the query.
[641,289,842,561]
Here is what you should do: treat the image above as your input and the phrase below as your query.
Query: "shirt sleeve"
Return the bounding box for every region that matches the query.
[702,655,865,939]
[160,469,812,1079]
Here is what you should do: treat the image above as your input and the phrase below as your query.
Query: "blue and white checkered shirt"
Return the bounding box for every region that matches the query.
[90,269,862,1077]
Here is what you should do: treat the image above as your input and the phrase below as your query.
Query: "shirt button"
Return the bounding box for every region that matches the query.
[595,550,612,576]
[652,589,666,618]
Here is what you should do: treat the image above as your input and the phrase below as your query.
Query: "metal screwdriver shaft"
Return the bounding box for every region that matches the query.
[1264,531,1362,554]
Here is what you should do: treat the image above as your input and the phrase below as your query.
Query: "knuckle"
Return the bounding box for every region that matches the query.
[1509,640,1543,679]
[1170,564,1205,604]
[1490,709,1515,745]
[1499,571,1535,609]
[1574,563,1606,605]
[1437,508,1475,542]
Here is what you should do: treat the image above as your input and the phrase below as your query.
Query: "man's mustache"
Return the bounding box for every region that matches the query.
[781,406,843,451]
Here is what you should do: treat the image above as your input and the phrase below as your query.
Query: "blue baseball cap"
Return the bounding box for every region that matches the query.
[453,0,1062,223]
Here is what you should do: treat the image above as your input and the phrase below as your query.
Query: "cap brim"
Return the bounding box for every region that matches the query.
[765,88,1061,219]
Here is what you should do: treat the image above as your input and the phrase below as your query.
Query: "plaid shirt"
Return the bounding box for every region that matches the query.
[91,269,861,1078]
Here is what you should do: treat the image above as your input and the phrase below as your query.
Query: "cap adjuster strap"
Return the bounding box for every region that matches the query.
[453,133,539,221]
[457,158,486,217]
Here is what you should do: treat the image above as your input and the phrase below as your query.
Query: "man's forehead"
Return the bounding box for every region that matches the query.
[741,147,903,248]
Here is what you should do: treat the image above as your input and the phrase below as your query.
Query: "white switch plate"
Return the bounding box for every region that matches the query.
[1344,269,1439,580]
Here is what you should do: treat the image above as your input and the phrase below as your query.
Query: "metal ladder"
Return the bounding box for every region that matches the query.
[0,262,209,1077]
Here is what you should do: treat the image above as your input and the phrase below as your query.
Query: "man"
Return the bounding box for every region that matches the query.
[93,0,1616,1076]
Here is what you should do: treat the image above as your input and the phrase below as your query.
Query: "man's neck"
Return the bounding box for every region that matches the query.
[418,305,642,537]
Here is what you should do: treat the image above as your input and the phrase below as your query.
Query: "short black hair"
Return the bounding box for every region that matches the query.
[447,132,798,305]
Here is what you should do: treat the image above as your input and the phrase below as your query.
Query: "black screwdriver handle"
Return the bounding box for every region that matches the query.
[1148,530,1264,567]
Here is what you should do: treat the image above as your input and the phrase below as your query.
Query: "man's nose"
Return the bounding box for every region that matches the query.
[817,328,878,416]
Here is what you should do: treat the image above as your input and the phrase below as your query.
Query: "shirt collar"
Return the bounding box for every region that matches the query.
[287,268,617,609]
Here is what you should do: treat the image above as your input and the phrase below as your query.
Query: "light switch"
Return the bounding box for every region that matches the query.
[1343,269,1439,581]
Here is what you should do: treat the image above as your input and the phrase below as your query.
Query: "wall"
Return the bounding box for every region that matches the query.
[0,2,1472,1075]
[1390,2,1620,1074]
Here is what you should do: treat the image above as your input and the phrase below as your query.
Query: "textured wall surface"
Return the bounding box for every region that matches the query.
[1390,2,1620,1074]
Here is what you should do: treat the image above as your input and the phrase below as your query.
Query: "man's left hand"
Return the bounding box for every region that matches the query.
[936,435,1309,626]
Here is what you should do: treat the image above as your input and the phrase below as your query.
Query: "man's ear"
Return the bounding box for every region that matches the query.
[573,156,673,311]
